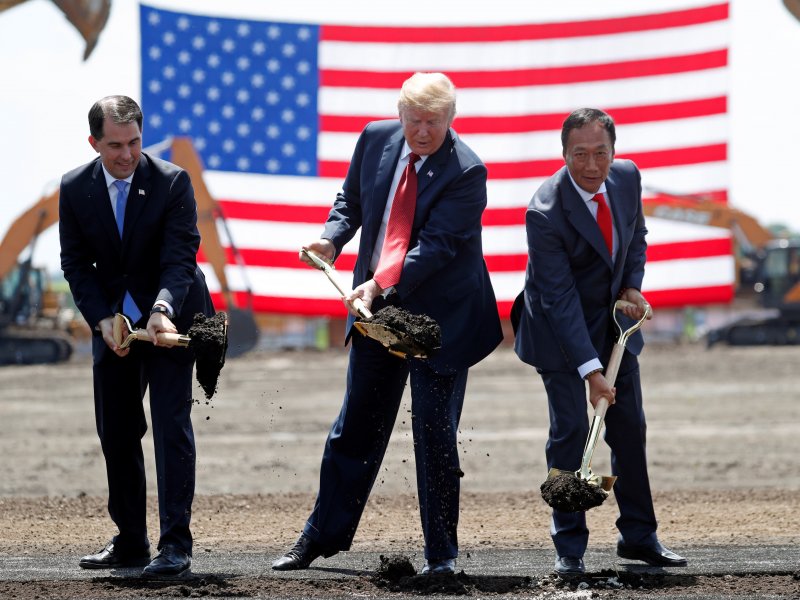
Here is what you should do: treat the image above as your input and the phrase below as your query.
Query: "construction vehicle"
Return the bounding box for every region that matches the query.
[642,188,800,345]
[0,190,76,364]
[0,138,259,365]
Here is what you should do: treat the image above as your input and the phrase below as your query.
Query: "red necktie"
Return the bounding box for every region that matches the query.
[373,153,420,289]
[592,193,613,256]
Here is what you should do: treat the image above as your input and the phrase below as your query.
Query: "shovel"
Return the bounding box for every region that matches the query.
[546,299,652,492]
[112,312,230,399]
[301,248,429,359]
[113,313,190,349]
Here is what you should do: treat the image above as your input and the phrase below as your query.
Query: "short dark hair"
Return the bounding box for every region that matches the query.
[561,108,616,154]
[88,95,143,140]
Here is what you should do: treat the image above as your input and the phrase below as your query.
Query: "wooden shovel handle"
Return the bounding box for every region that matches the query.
[302,248,373,320]
[131,330,190,347]
[578,302,643,478]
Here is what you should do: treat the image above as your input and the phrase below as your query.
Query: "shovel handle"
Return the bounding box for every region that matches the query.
[302,248,373,320]
[578,303,642,479]
[131,330,191,347]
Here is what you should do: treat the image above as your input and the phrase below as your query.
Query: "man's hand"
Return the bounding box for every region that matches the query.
[619,288,653,321]
[146,312,177,346]
[587,371,615,408]
[299,239,335,268]
[98,316,129,357]
[345,279,384,317]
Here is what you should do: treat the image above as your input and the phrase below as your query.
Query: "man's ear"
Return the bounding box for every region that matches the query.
[88,135,99,152]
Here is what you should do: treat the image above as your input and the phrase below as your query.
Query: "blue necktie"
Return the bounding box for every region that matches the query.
[113,180,142,324]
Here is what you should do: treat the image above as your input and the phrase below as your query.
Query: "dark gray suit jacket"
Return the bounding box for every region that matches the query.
[59,153,213,353]
[322,120,503,373]
[514,160,647,371]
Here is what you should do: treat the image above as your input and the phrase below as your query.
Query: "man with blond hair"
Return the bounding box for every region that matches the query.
[272,72,502,575]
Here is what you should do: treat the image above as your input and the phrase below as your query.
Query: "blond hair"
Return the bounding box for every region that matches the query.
[397,72,456,124]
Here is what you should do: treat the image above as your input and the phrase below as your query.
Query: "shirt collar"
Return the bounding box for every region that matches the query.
[402,141,428,165]
[100,164,134,189]
[567,169,607,203]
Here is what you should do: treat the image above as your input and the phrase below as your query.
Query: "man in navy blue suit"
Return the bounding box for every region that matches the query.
[513,108,687,575]
[272,72,503,575]
[59,95,214,579]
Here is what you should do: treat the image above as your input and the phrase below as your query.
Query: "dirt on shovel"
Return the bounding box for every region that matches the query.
[540,471,608,512]
[187,312,228,399]
[365,305,442,356]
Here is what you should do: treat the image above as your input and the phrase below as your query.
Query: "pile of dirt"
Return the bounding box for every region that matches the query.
[187,312,228,399]
[367,305,441,355]
[540,471,608,512]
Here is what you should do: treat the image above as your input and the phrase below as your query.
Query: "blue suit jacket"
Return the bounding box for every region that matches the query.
[514,160,647,371]
[59,153,213,349]
[322,120,502,373]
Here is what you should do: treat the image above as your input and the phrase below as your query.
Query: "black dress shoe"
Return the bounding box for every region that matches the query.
[142,544,192,579]
[79,541,151,569]
[421,558,456,575]
[617,540,687,567]
[272,533,333,571]
[554,555,585,575]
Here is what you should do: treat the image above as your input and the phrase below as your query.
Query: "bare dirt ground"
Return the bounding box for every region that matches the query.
[1,341,799,598]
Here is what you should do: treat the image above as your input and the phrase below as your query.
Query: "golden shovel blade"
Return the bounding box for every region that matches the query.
[546,467,617,492]
[353,321,429,359]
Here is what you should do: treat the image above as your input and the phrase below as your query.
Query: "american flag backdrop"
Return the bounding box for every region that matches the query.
[140,1,735,318]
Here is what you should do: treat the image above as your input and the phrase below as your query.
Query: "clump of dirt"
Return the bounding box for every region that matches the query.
[366,306,441,355]
[188,312,228,399]
[540,471,608,512]
[374,554,416,583]
[372,555,536,596]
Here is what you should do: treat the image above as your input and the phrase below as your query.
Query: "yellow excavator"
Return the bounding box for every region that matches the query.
[0,138,259,364]
[643,187,800,345]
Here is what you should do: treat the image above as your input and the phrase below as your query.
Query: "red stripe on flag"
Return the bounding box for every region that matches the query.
[616,144,727,170]
[215,200,332,223]
[320,3,728,43]
[320,50,727,89]
[646,238,732,262]
[482,207,526,227]
[320,97,728,135]
[199,248,359,271]
[484,254,528,272]
[211,292,351,317]
[644,189,729,205]
[643,284,734,307]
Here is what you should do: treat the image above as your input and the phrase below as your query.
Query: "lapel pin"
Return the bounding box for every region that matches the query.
[138,189,145,195]
[427,170,434,177]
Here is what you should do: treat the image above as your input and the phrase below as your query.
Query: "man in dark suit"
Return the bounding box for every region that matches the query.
[59,95,214,579]
[513,108,686,575]
[272,72,502,575]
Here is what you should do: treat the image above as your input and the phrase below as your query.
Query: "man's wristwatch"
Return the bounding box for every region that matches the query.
[584,368,604,380]
[150,305,171,318]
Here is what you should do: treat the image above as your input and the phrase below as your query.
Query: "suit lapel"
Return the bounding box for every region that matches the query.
[363,129,404,253]
[561,172,613,270]
[89,160,122,251]
[122,155,151,250]
[416,129,453,197]
[604,169,631,278]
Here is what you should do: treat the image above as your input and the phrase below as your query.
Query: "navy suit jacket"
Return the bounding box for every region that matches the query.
[322,120,502,373]
[514,160,647,372]
[59,153,213,352]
